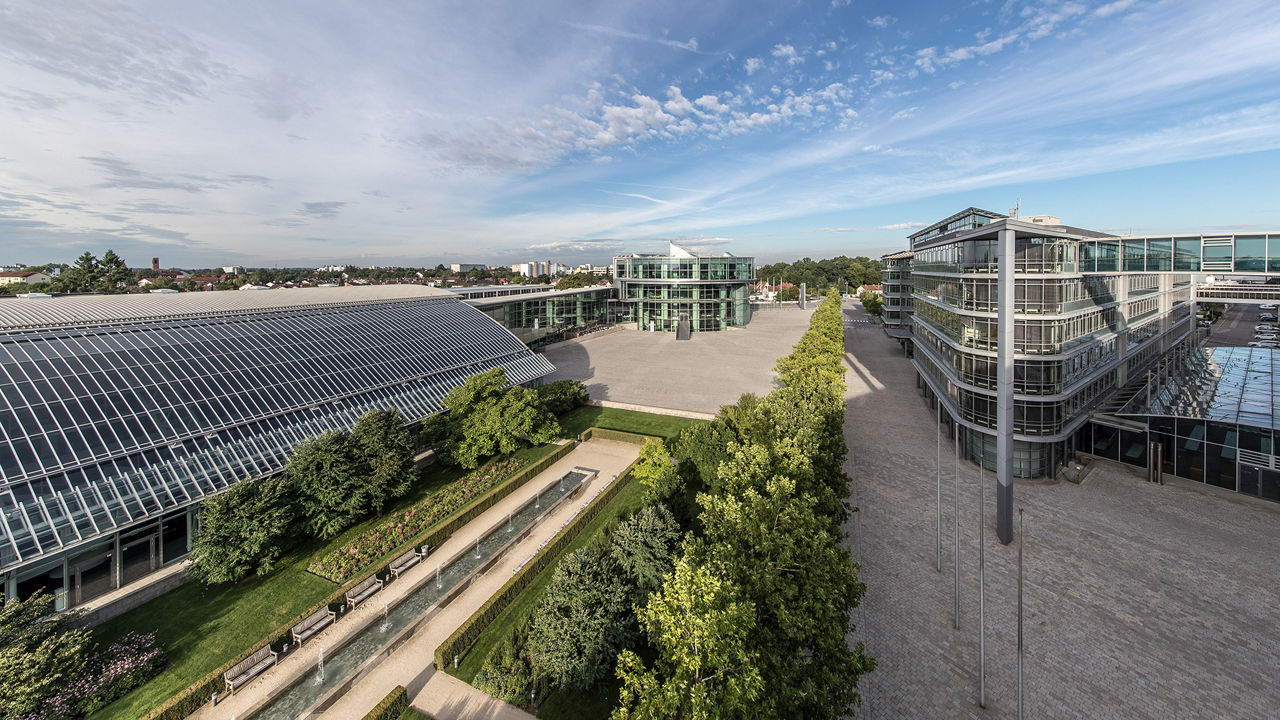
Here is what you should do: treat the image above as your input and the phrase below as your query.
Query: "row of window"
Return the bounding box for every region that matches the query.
[614,258,754,281]
[912,237,1079,274]
[1078,234,1280,273]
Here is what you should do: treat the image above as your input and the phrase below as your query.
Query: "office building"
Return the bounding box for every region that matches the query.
[613,242,755,333]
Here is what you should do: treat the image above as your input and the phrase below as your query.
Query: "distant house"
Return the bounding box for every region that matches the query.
[0,271,51,286]
[855,284,884,295]
[188,275,221,289]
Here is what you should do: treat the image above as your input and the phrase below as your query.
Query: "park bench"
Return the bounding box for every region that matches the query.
[346,575,383,610]
[224,644,277,694]
[389,548,420,579]
[292,606,335,647]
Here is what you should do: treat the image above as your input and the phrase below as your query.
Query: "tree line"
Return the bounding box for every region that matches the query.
[467,294,875,718]
[757,255,883,294]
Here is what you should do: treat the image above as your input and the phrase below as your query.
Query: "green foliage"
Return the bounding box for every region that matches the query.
[758,255,883,292]
[0,591,93,718]
[616,294,874,719]
[361,685,409,720]
[537,379,590,416]
[555,272,603,290]
[98,249,132,293]
[609,504,680,598]
[474,616,543,705]
[350,408,415,514]
[859,289,883,317]
[289,429,367,538]
[57,251,103,293]
[631,438,680,504]
[612,559,763,720]
[441,368,561,469]
[188,476,295,584]
[529,546,637,691]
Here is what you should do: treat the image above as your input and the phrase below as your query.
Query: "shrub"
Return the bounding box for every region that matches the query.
[188,476,294,584]
[537,380,589,416]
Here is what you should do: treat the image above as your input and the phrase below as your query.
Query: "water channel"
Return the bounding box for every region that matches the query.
[248,469,591,720]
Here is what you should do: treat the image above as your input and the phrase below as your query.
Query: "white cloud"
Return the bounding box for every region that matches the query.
[695,94,727,112]
[866,16,895,29]
[890,106,919,120]
[663,86,695,115]
[744,57,764,75]
[771,44,803,66]
[1095,0,1138,17]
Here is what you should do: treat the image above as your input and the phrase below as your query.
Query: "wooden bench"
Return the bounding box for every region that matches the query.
[224,645,277,694]
[292,606,335,647]
[389,549,420,579]
[346,575,383,610]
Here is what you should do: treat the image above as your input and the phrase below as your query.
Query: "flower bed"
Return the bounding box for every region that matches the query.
[308,456,526,583]
[21,632,166,720]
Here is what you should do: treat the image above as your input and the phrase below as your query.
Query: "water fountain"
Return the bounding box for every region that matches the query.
[507,511,513,533]
[247,468,593,720]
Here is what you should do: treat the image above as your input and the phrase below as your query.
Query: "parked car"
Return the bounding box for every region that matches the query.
[1248,341,1280,348]
[1255,325,1278,331]
[1260,304,1277,310]
[1261,314,1278,321]
[1255,334,1279,341]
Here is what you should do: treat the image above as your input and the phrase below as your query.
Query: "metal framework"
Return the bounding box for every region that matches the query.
[0,293,554,572]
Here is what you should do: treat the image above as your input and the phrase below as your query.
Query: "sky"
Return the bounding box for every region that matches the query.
[2,0,1279,269]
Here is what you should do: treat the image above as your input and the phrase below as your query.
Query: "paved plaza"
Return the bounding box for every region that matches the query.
[840,300,1280,719]
[540,304,815,415]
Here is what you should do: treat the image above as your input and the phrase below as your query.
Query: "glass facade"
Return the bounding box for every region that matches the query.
[881,252,914,329]
[476,288,622,347]
[1078,233,1280,274]
[0,293,555,603]
[905,214,1196,478]
[614,245,755,332]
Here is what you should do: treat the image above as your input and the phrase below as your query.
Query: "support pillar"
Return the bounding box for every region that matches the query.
[996,227,1016,544]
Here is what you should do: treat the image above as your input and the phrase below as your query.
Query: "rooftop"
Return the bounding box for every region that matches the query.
[615,241,746,260]
[1119,346,1280,430]
[0,284,454,331]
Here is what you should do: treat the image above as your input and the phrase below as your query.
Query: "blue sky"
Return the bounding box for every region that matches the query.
[2,0,1279,268]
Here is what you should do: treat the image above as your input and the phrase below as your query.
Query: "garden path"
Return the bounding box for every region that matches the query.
[190,438,640,720]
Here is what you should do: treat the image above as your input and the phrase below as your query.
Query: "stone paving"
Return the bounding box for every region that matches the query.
[540,304,815,415]
[841,301,1280,720]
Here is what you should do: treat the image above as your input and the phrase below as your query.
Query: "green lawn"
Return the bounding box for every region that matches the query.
[451,480,649,720]
[558,406,703,442]
[89,442,561,720]
[399,709,434,720]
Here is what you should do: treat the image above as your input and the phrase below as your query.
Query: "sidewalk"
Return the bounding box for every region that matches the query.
[192,438,639,720]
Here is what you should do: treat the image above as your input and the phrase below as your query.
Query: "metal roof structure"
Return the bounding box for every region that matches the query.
[0,289,554,571]
[1119,347,1280,430]
[0,285,453,331]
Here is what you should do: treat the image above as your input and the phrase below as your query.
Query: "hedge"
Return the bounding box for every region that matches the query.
[138,441,575,720]
[434,454,641,671]
[580,427,652,445]
[362,685,408,720]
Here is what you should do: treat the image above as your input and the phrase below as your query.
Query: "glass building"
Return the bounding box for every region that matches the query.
[469,286,625,348]
[881,250,914,331]
[1082,346,1280,502]
[904,209,1196,478]
[613,243,755,333]
[0,286,554,609]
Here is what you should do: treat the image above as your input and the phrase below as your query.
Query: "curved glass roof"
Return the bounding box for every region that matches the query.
[0,294,554,570]
[1118,347,1279,430]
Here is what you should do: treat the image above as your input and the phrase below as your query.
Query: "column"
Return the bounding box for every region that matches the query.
[997,227,1015,545]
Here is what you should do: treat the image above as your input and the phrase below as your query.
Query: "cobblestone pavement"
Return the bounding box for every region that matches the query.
[840,301,1280,720]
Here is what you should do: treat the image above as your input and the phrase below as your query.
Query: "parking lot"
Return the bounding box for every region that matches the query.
[1205,303,1280,347]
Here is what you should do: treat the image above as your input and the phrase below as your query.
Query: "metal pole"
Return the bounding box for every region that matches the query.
[937,400,943,572]
[979,457,986,708]
[954,422,960,629]
[996,227,1016,544]
[1017,507,1025,720]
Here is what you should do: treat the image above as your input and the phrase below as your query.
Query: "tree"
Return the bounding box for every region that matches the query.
[349,408,415,515]
[859,289,883,317]
[528,546,635,691]
[0,590,93,718]
[57,251,102,293]
[441,368,560,469]
[632,438,681,504]
[188,476,295,583]
[474,616,544,705]
[536,379,589,416]
[609,504,680,598]
[555,272,599,290]
[289,430,368,537]
[612,558,762,720]
[97,249,132,293]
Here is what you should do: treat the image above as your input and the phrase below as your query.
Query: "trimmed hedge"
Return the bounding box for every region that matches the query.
[580,427,651,445]
[138,442,575,720]
[434,455,641,671]
[362,685,408,720]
